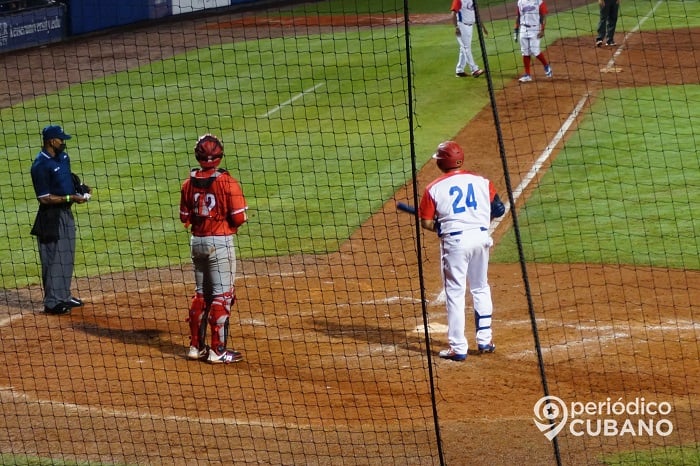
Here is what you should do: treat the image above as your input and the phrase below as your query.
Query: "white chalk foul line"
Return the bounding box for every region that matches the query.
[258,82,326,118]
[0,384,313,431]
[489,92,590,234]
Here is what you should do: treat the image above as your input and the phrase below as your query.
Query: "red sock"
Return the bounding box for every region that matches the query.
[523,56,532,75]
[536,53,549,67]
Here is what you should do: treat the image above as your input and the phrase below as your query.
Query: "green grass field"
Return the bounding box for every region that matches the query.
[492,84,700,269]
[1,0,699,288]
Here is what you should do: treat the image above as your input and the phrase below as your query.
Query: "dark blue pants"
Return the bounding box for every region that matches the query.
[597,1,620,43]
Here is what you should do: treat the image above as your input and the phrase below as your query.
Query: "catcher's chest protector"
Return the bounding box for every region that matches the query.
[190,168,226,219]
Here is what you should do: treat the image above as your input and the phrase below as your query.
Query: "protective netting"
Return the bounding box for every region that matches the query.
[0,0,698,465]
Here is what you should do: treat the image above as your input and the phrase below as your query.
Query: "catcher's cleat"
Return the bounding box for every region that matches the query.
[186,346,209,361]
[455,72,469,77]
[471,69,485,78]
[208,348,243,364]
[478,342,496,354]
[438,348,467,361]
[596,39,603,47]
[518,74,532,83]
[606,40,617,47]
[544,65,553,78]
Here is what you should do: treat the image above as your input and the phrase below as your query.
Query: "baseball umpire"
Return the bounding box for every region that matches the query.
[418,141,505,361]
[180,134,248,364]
[30,125,91,315]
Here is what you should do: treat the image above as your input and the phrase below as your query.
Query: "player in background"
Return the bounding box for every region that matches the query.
[451,0,488,78]
[418,141,506,361]
[596,0,620,47]
[514,0,552,83]
[180,134,248,364]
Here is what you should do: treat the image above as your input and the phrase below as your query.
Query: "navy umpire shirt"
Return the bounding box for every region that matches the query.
[31,150,75,198]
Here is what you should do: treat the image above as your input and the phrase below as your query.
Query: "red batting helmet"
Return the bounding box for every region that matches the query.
[194,134,224,169]
[432,140,464,171]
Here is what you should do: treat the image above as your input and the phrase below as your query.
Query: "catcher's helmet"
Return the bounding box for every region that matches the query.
[432,140,464,171]
[194,134,224,169]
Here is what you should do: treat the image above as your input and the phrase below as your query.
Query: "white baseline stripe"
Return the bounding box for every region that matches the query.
[258,82,325,118]
[0,385,313,431]
[489,92,590,234]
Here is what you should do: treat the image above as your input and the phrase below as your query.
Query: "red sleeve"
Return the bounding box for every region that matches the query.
[179,179,191,224]
[539,1,548,16]
[418,188,436,221]
[488,180,497,202]
[222,174,248,229]
[450,0,461,12]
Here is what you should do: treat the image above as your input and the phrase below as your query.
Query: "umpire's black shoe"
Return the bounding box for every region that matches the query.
[66,296,84,307]
[44,303,71,315]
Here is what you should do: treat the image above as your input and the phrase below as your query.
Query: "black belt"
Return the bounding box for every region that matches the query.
[521,24,537,27]
[460,22,473,26]
[439,231,462,238]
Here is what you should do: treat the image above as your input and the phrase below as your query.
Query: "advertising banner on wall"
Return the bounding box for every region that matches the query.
[171,0,231,15]
[0,3,65,54]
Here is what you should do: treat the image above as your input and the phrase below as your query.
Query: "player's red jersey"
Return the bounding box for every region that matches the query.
[180,168,248,236]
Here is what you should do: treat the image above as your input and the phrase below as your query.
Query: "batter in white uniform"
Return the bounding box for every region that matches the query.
[419,141,506,361]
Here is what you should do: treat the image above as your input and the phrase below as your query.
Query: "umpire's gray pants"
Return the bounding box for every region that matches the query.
[39,208,76,308]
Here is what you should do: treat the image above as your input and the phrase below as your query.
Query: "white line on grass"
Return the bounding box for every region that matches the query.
[489,92,590,234]
[258,82,326,118]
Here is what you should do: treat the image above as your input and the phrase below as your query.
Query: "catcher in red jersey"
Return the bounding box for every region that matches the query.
[180,134,248,364]
[418,141,505,361]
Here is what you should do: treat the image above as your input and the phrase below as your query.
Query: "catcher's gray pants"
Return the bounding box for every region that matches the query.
[190,235,236,299]
[39,208,76,308]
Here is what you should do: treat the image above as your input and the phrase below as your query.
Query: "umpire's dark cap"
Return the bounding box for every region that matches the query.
[42,125,72,141]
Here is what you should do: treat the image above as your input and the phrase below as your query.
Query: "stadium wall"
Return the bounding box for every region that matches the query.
[0,0,265,51]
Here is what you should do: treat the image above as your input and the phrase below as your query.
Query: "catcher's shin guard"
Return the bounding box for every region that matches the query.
[208,292,234,353]
[187,293,208,349]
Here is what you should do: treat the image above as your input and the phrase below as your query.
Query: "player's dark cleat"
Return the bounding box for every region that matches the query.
[606,40,617,47]
[187,346,209,360]
[478,342,496,354]
[455,72,469,77]
[596,39,603,47]
[44,303,71,315]
[544,65,553,78]
[438,348,467,361]
[471,69,485,78]
[66,296,84,307]
[208,348,243,364]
